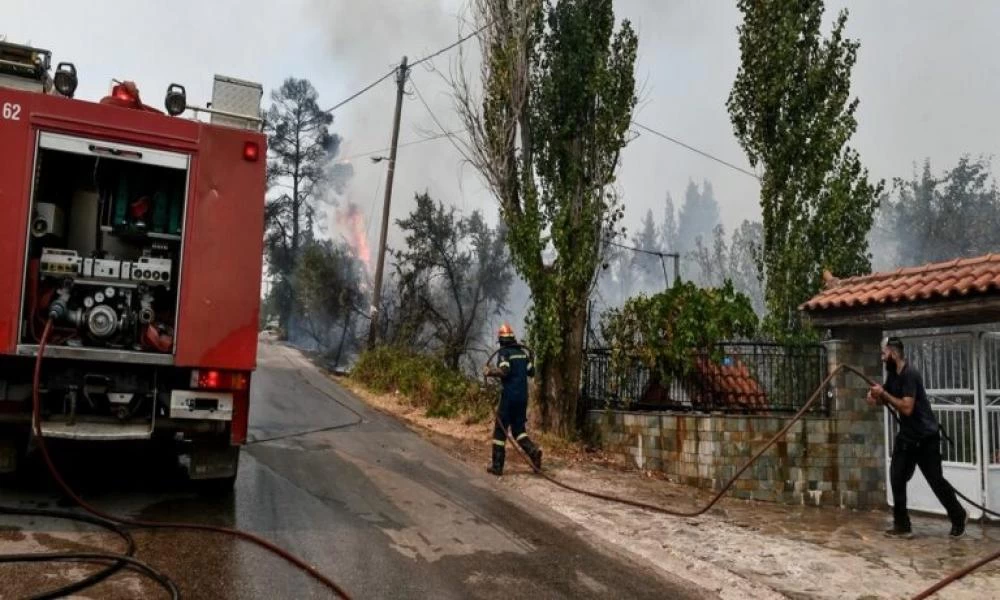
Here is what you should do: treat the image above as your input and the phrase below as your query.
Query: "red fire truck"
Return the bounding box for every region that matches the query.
[0,41,266,490]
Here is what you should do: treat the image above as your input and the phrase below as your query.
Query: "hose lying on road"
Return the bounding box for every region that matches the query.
[2,551,180,599]
[492,352,848,517]
[486,347,999,599]
[12,320,354,599]
[0,504,140,599]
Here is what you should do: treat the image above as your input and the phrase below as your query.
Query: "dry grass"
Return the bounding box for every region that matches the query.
[334,374,628,473]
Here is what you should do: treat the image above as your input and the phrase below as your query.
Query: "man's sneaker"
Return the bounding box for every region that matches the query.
[950,512,968,537]
[884,525,912,538]
[486,465,502,476]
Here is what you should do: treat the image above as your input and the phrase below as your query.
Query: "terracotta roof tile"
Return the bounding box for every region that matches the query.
[689,357,768,410]
[801,253,1000,312]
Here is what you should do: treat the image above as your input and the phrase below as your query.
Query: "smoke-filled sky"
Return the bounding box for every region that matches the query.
[7,0,1000,264]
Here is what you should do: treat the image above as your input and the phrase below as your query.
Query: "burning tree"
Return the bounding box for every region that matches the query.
[264,78,352,336]
[293,240,367,366]
[336,202,373,274]
[451,0,638,436]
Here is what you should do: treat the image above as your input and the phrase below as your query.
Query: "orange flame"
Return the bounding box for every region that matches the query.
[337,202,372,273]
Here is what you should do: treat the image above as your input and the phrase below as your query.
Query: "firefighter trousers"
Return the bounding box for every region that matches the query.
[491,395,540,472]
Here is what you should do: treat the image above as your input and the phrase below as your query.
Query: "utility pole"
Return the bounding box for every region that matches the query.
[658,252,681,288]
[368,56,408,348]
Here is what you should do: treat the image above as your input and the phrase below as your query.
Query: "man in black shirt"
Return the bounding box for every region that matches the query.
[867,336,967,537]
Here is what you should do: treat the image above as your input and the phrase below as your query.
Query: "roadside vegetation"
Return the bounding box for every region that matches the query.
[350,346,497,423]
[262,0,1000,443]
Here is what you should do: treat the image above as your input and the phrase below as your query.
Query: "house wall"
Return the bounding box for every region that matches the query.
[588,328,887,508]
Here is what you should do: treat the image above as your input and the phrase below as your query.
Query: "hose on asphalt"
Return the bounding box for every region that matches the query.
[13,319,354,599]
[484,346,999,599]
[0,504,137,599]
[1,551,180,599]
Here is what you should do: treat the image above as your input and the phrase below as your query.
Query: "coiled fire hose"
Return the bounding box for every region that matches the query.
[10,319,353,599]
[485,345,1000,599]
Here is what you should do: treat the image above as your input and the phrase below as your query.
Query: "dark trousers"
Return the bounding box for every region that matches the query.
[890,434,965,527]
[493,395,528,443]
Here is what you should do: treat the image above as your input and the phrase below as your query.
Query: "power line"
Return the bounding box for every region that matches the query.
[632,121,761,182]
[409,76,471,162]
[321,20,490,116]
[605,238,680,259]
[337,131,461,163]
[322,68,398,115]
[410,21,491,69]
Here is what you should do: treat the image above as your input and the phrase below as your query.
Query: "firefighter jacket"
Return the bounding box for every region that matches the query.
[497,344,533,403]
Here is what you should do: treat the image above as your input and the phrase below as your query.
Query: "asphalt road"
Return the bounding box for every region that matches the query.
[0,341,709,599]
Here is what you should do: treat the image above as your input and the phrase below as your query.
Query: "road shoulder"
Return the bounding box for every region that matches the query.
[327,366,1000,600]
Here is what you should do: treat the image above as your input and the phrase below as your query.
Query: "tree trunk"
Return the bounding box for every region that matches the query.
[538,305,587,438]
[277,280,292,338]
[334,312,351,368]
[287,173,300,340]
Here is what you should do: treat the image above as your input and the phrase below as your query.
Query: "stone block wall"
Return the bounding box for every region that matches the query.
[588,328,888,509]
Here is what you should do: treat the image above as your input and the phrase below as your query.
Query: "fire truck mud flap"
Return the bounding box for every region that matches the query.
[189,440,239,481]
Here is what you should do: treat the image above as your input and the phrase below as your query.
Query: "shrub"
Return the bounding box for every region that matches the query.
[351,346,497,421]
[600,280,759,383]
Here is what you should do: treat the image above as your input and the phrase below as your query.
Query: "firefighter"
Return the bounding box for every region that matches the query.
[483,323,542,476]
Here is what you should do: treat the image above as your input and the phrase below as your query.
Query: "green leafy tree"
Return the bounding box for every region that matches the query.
[600,281,758,386]
[264,78,352,334]
[727,0,884,336]
[453,0,638,435]
[394,192,513,371]
[879,157,1000,266]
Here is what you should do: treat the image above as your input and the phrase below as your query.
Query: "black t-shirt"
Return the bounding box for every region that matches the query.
[885,364,939,442]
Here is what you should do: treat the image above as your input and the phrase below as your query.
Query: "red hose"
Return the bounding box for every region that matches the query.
[497,364,845,517]
[33,320,352,599]
[492,355,995,599]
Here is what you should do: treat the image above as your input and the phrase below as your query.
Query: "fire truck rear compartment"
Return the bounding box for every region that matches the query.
[18,132,189,366]
[0,355,230,440]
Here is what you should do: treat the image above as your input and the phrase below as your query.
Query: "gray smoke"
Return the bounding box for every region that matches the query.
[306,0,483,262]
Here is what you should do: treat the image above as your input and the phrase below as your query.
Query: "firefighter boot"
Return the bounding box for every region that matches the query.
[486,443,505,476]
[518,436,543,471]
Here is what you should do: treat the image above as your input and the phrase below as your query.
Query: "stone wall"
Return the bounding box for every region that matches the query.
[588,328,888,509]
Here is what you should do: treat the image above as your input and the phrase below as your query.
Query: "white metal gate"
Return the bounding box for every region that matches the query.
[883,332,986,519]
[982,333,1000,515]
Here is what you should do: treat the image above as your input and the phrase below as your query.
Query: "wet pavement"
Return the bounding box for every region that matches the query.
[514,466,1000,599]
[0,341,707,599]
